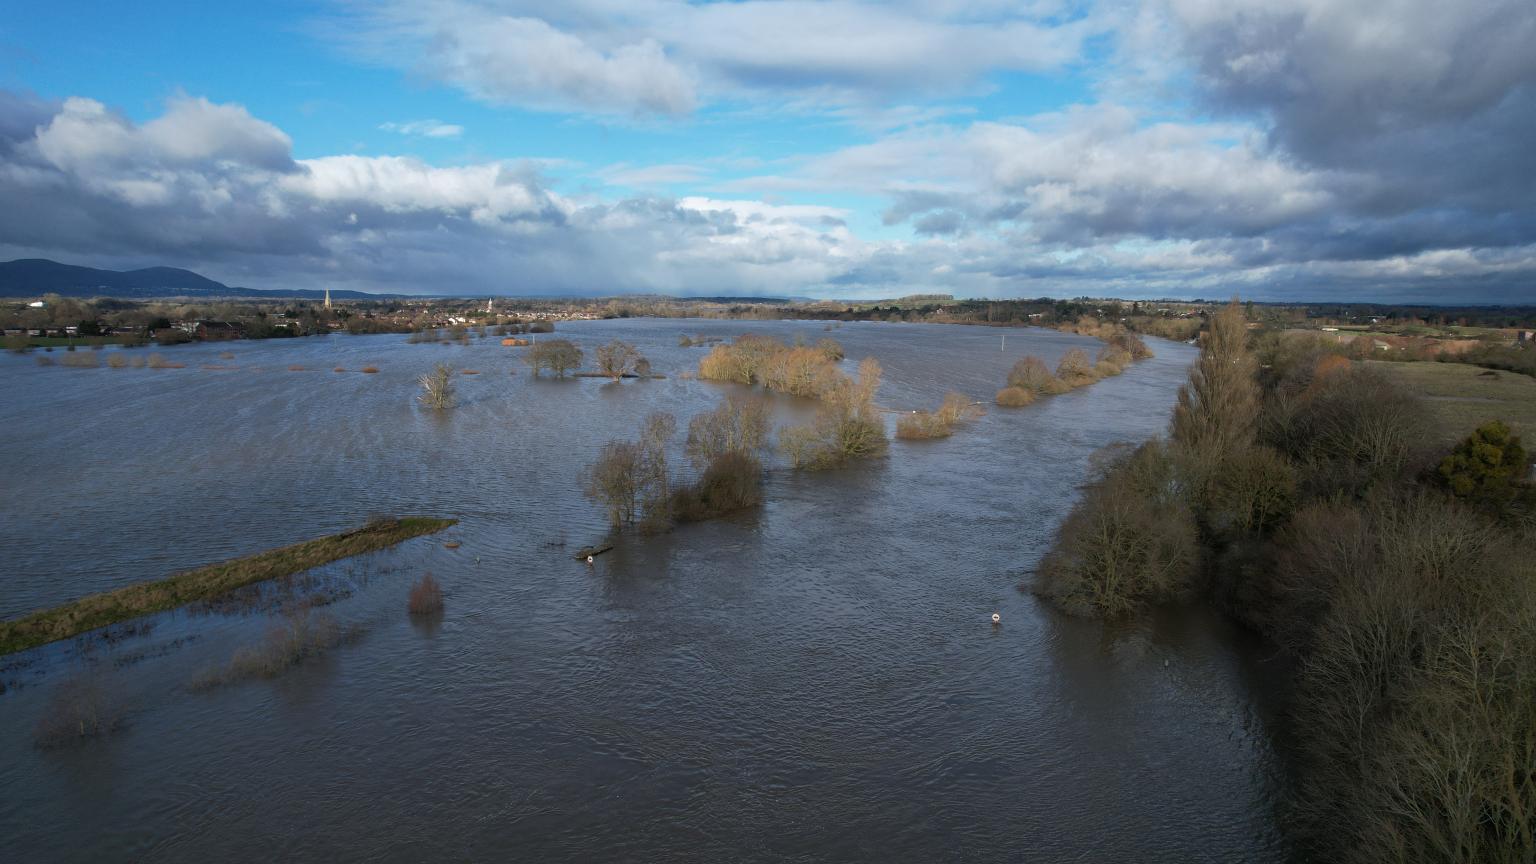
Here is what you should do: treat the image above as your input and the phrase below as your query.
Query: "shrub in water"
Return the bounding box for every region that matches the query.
[408,573,444,616]
[996,386,1035,407]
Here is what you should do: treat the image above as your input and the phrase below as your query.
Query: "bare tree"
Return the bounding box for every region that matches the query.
[595,339,639,380]
[639,411,676,513]
[525,339,584,377]
[584,441,646,527]
[583,411,676,529]
[686,394,771,467]
[418,362,455,410]
[780,358,888,468]
[1172,298,1259,454]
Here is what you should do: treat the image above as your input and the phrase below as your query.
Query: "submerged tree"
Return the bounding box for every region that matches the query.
[1055,347,1097,387]
[418,362,455,410]
[595,339,640,381]
[685,394,771,468]
[896,391,983,439]
[1033,441,1199,617]
[585,440,647,527]
[1005,355,1069,397]
[525,339,584,377]
[584,411,676,529]
[780,357,888,469]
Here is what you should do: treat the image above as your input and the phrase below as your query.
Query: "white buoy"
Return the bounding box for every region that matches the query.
[991,612,1001,625]
[586,555,595,564]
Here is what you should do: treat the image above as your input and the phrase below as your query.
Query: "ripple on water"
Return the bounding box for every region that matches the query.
[0,321,1291,862]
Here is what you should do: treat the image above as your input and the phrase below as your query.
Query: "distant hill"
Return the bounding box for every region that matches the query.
[0,259,396,300]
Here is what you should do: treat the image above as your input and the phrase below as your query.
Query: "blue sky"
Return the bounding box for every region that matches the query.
[0,1,1532,301]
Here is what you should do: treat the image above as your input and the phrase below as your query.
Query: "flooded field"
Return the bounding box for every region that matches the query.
[0,320,1293,861]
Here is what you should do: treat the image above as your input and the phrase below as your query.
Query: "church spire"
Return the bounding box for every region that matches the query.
[324,287,332,310]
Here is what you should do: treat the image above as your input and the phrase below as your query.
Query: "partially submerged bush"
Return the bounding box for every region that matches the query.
[60,352,99,368]
[1094,344,1131,378]
[995,386,1035,407]
[686,394,770,468]
[698,334,844,398]
[670,451,764,522]
[1055,348,1098,388]
[897,392,982,439]
[1006,356,1058,395]
[935,391,982,426]
[780,358,888,469]
[199,611,365,686]
[1108,332,1153,360]
[33,673,125,749]
[816,337,844,361]
[896,411,951,439]
[408,573,443,616]
[1033,441,1199,617]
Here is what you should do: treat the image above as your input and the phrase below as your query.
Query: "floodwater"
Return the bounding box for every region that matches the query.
[0,319,1293,861]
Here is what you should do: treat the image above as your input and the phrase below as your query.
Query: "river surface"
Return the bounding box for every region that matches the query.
[0,319,1293,861]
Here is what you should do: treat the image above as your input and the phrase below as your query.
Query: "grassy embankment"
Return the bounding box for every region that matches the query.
[1366,359,1536,444]
[0,517,456,656]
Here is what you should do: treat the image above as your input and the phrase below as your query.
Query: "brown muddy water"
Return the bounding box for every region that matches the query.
[0,320,1293,861]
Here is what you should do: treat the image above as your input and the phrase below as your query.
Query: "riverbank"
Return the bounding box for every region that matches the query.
[1033,302,1536,861]
[0,516,455,655]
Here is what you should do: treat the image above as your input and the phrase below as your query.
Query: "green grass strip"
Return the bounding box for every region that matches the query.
[0,516,456,656]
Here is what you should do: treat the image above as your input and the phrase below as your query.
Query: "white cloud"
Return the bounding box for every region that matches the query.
[2,89,1534,302]
[345,3,697,117]
[333,0,1098,117]
[35,95,293,174]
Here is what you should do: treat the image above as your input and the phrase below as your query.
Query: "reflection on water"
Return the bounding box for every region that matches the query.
[0,320,1292,861]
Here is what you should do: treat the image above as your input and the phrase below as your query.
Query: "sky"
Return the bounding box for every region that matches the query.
[0,0,1533,302]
